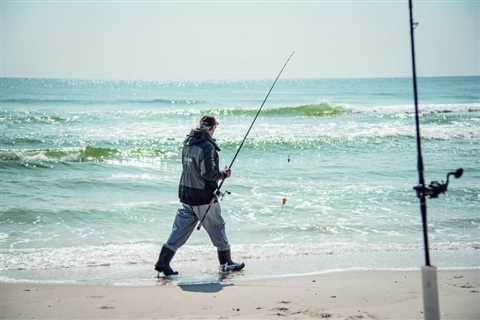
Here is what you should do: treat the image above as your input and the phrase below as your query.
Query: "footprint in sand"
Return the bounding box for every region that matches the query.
[271,306,290,316]
[345,312,377,319]
[99,305,114,310]
[273,307,289,312]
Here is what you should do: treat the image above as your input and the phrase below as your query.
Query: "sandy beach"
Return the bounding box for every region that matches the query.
[1,269,478,319]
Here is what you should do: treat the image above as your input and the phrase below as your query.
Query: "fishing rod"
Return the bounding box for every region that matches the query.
[409,0,429,267]
[197,51,295,230]
[408,1,463,319]
[408,0,463,269]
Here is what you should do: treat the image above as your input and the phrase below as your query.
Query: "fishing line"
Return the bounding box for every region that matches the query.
[197,51,295,230]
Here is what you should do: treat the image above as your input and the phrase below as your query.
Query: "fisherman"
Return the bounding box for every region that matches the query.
[154,116,245,276]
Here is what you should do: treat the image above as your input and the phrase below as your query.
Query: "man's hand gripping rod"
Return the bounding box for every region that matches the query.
[196,52,295,230]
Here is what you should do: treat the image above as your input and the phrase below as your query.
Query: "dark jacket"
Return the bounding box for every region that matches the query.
[178,128,224,205]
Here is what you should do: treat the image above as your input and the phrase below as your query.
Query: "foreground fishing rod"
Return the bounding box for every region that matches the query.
[197,51,295,230]
[408,1,463,319]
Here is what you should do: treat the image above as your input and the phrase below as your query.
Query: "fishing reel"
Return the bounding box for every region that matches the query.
[215,189,231,201]
[414,168,463,199]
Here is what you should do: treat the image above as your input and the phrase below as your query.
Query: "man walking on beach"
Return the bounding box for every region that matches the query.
[154,116,245,276]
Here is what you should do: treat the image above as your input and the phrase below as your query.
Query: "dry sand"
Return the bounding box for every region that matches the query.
[1,269,479,319]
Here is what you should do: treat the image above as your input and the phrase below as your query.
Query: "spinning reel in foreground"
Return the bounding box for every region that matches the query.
[414,168,463,199]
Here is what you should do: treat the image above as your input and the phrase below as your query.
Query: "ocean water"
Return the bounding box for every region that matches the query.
[0,76,479,284]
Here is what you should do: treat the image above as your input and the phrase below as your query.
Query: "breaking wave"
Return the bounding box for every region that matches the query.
[0,146,119,168]
[2,103,479,127]
[345,102,480,114]
[205,103,347,117]
[0,110,71,124]
[2,124,479,169]
[0,145,180,168]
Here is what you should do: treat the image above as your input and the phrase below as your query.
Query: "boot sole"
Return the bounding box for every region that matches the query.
[155,266,179,277]
[220,263,245,273]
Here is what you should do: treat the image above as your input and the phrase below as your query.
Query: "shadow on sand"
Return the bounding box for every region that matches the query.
[156,271,240,293]
[178,281,233,293]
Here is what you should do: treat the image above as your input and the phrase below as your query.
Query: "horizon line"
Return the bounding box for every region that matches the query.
[1,74,479,83]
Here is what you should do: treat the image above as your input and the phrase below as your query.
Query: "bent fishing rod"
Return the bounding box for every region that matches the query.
[197,51,295,230]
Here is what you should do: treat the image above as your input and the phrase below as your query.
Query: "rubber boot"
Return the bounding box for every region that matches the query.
[218,249,245,272]
[154,246,178,276]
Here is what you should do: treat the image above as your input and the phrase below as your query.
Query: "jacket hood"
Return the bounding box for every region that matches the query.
[184,128,221,151]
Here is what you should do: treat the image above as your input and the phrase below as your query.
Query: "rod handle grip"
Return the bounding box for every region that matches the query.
[422,265,441,320]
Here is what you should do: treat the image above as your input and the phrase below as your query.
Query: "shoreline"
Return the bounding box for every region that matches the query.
[0,266,480,287]
[1,266,479,287]
[1,269,479,319]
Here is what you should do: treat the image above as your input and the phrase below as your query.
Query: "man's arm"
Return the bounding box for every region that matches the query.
[199,145,224,182]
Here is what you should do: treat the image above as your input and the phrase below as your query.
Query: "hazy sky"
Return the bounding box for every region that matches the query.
[1,0,478,80]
